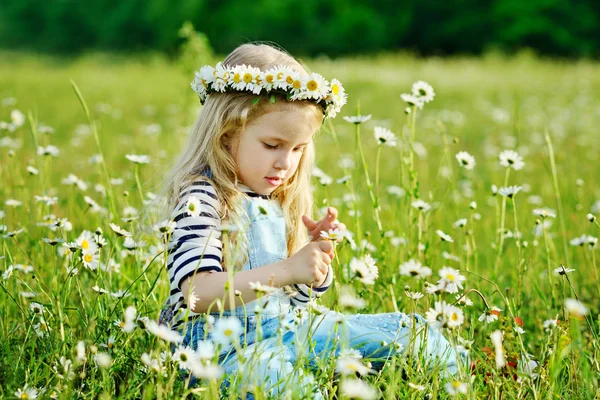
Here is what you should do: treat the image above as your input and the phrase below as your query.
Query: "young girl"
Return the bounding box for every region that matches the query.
[159,43,462,397]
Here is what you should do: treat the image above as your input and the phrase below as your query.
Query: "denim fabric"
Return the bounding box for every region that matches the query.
[179,171,465,398]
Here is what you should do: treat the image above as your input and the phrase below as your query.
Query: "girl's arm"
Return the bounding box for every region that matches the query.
[181,260,293,313]
[182,240,332,313]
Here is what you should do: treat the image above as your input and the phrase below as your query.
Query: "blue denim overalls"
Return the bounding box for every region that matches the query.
[178,172,464,398]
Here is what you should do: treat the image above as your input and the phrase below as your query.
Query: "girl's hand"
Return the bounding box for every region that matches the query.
[285,241,333,287]
[302,207,347,243]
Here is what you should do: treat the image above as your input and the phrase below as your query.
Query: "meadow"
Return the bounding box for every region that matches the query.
[1,49,599,399]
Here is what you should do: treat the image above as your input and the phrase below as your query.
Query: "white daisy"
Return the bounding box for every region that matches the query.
[498,150,524,170]
[373,127,397,147]
[445,305,465,328]
[115,306,137,333]
[81,249,100,270]
[153,219,176,235]
[553,266,575,275]
[425,301,450,329]
[146,320,183,343]
[109,223,132,237]
[400,93,424,109]
[543,319,558,331]
[437,267,466,293]
[436,230,454,242]
[11,109,25,127]
[533,208,556,218]
[411,81,435,103]
[455,151,476,170]
[445,380,468,396]
[212,317,242,346]
[339,287,367,310]
[343,115,372,124]
[498,185,523,198]
[408,382,426,391]
[260,68,278,91]
[586,213,596,222]
[411,199,431,212]
[340,378,378,400]
[76,230,97,252]
[453,218,467,228]
[399,259,432,279]
[336,355,374,376]
[328,78,348,107]
[565,298,588,318]
[5,199,22,207]
[125,154,150,164]
[478,306,502,323]
[490,330,506,369]
[405,291,424,301]
[34,318,51,337]
[94,352,112,368]
[190,362,224,380]
[37,145,60,157]
[14,384,40,399]
[173,346,198,370]
[387,185,406,198]
[303,72,329,100]
[349,255,379,285]
[196,340,216,361]
[248,281,277,295]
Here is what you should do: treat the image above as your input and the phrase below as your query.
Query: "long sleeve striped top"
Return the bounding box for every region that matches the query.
[161,179,333,328]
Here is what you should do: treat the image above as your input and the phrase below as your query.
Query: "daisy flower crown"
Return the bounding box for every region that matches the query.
[191,62,347,119]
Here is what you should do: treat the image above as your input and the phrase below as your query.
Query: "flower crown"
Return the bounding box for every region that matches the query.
[191,62,347,119]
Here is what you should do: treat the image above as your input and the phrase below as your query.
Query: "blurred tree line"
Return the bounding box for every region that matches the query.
[1,0,599,58]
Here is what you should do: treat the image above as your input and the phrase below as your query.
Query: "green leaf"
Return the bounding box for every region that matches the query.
[270,95,276,104]
[252,97,260,105]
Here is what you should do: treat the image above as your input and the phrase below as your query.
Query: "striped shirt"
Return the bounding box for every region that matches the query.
[161,179,333,328]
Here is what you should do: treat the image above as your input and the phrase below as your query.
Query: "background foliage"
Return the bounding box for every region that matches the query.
[1,0,600,57]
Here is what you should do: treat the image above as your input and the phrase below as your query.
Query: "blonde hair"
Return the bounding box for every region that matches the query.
[159,43,323,270]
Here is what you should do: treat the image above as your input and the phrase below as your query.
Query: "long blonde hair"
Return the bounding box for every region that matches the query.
[160,43,323,269]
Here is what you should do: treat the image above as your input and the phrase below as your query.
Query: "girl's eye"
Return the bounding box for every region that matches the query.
[293,146,305,153]
[263,143,278,150]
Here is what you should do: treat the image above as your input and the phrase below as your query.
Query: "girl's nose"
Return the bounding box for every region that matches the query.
[274,151,292,170]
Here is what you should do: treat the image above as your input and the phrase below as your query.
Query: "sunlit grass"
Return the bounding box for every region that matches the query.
[1,50,599,399]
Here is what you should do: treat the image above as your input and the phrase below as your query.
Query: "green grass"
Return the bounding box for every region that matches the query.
[1,50,599,399]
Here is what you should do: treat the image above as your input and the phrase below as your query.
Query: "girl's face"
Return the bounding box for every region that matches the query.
[233,106,320,195]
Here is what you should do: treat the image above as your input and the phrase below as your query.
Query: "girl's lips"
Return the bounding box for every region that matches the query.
[265,177,282,187]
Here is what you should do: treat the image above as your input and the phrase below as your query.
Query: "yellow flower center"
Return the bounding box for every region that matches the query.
[81,239,89,249]
[84,254,93,263]
[181,353,188,361]
[451,313,459,321]
[188,203,196,212]
[266,74,275,84]
[307,80,318,91]
[446,274,455,282]
[201,79,207,87]
[20,394,29,399]
[243,73,253,83]
[224,328,233,337]
[332,84,339,95]
[452,381,461,388]
[293,80,302,89]
[233,73,241,83]
[285,75,294,84]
